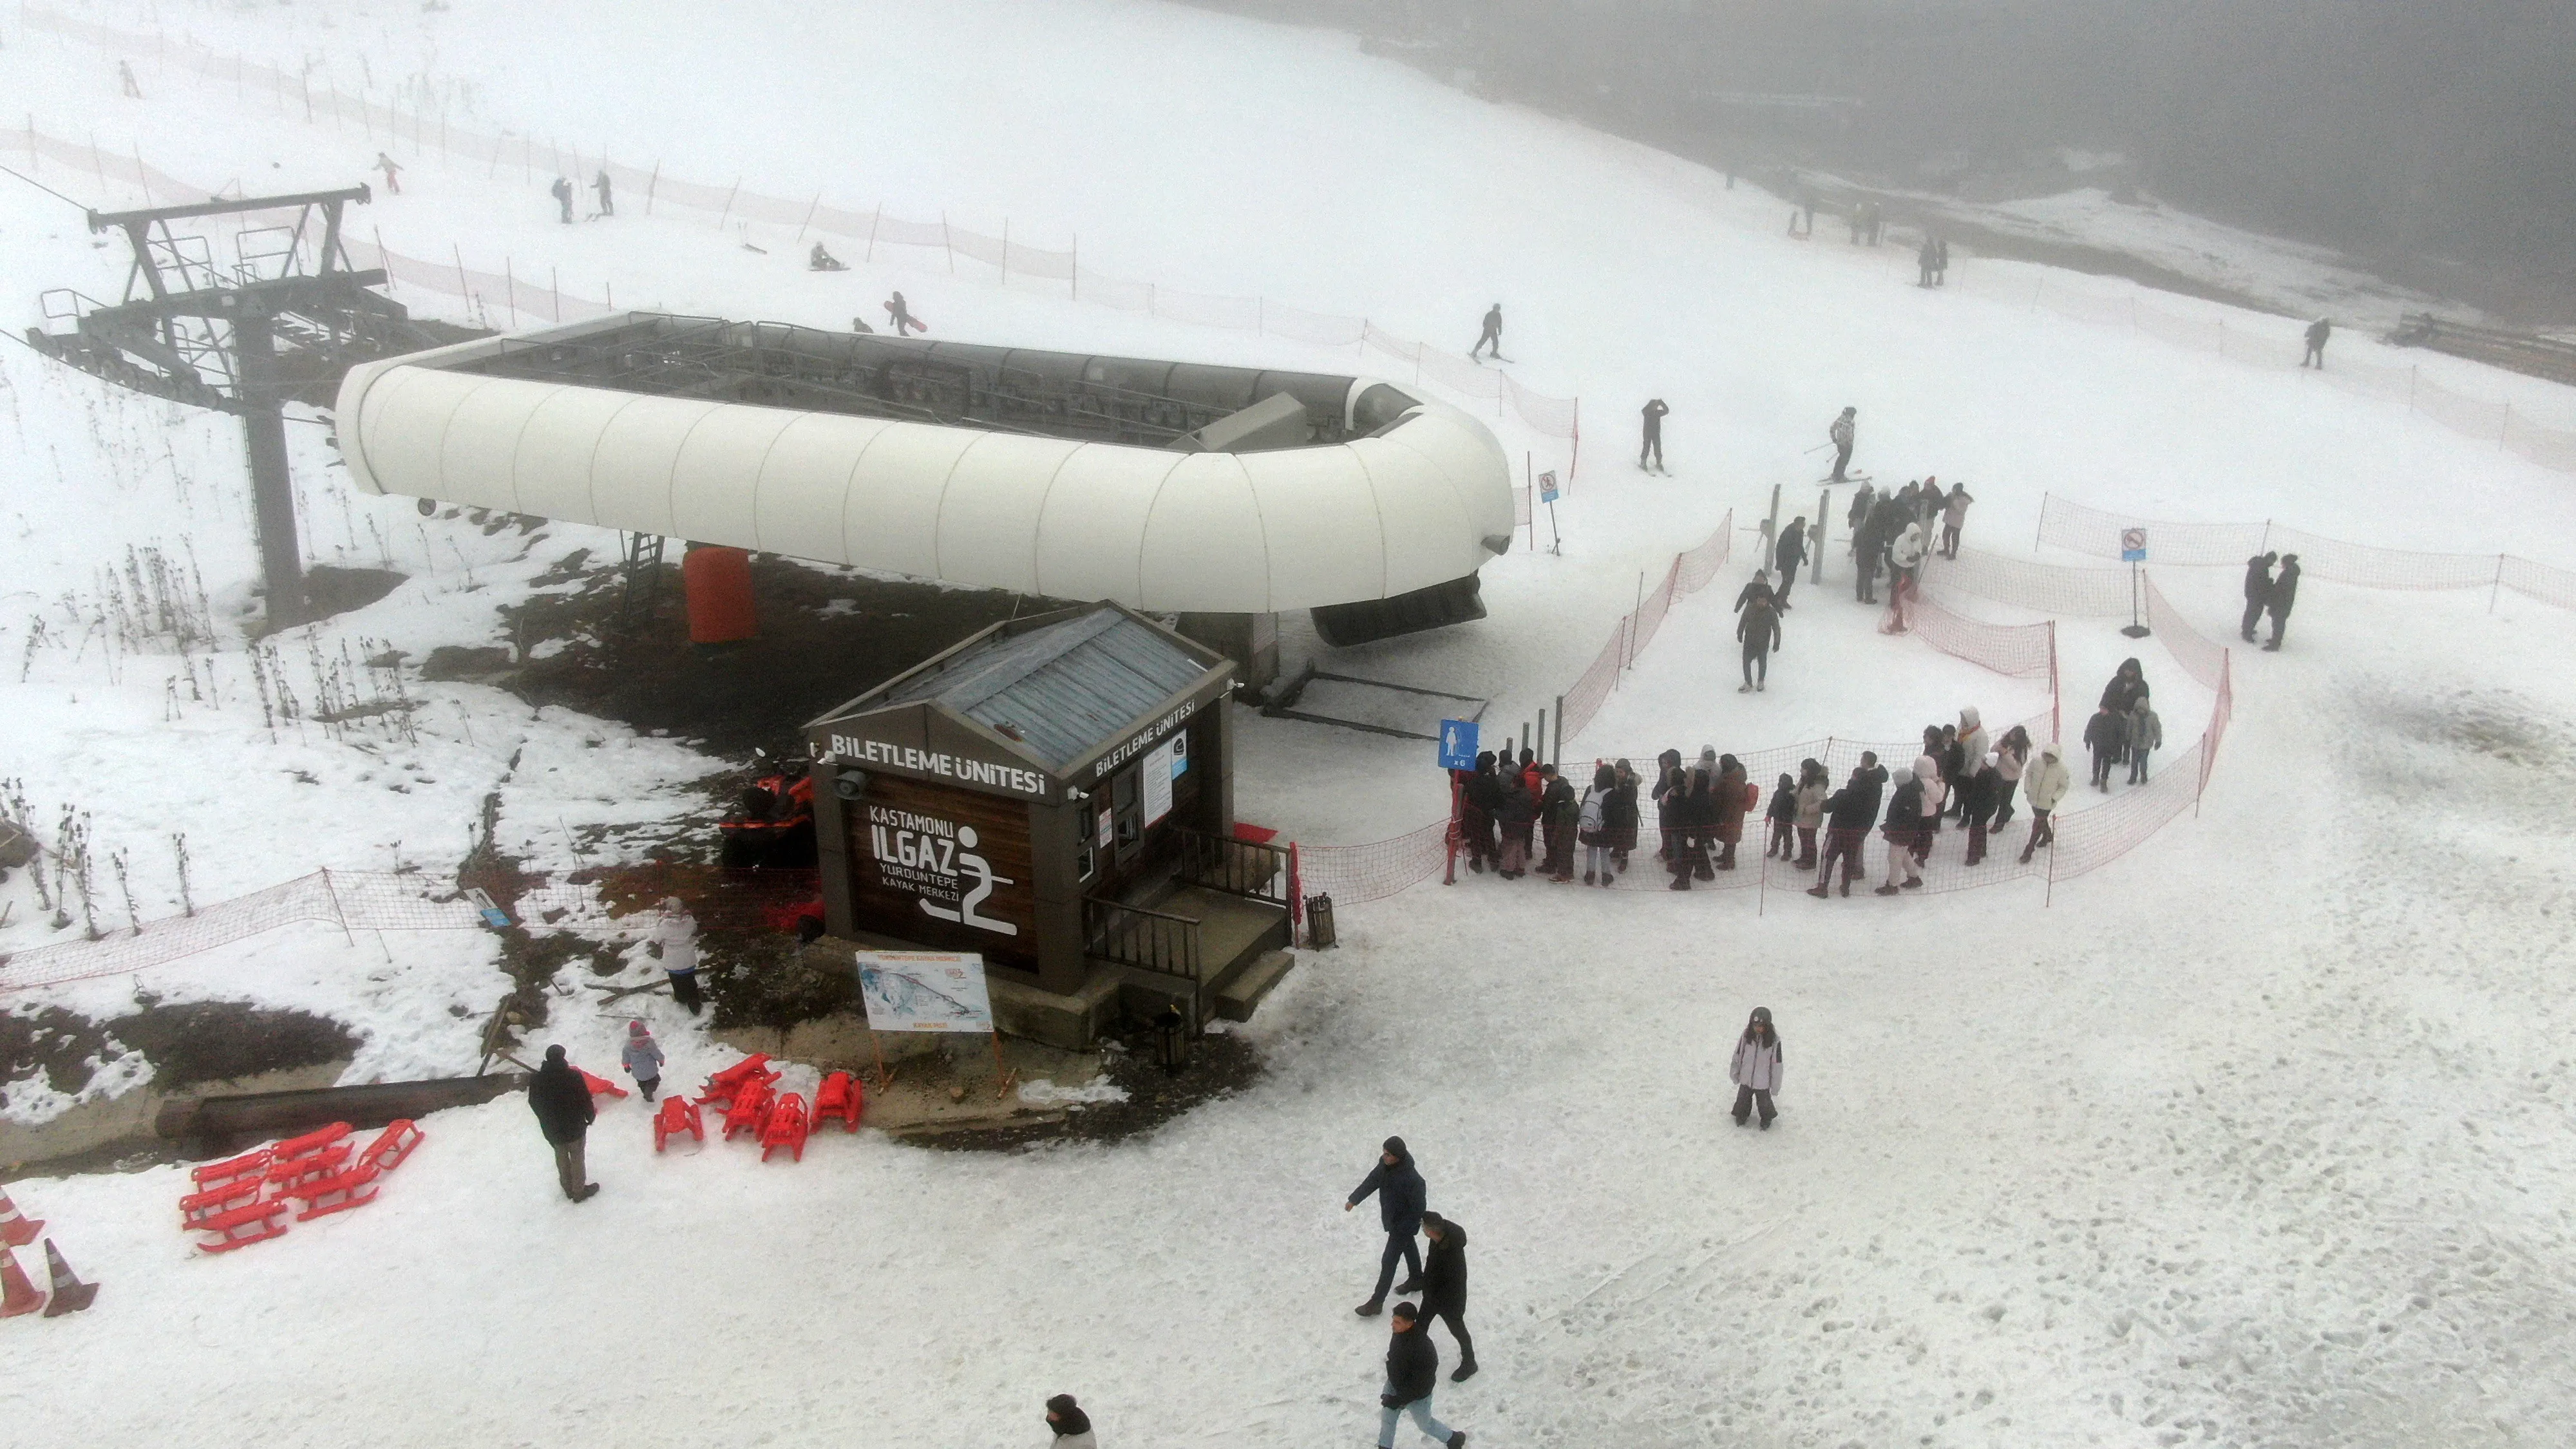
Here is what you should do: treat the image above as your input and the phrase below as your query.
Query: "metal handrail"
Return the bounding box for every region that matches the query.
[1082,896,1203,985]
[1174,826,1291,905]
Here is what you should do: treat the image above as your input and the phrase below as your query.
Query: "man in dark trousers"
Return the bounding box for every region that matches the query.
[1419,1213,1477,1381]
[527,1045,600,1202]
[592,169,614,218]
[2303,319,2331,368]
[1469,304,1503,362]
[884,291,927,336]
[1772,516,1808,607]
[1345,1136,1427,1315]
[550,175,574,224]
[1377,1303,1467,1449]
[2264,553,2301,650]
[1736,591,1781,693]
[1828,407,1856,482]
[1638,398,1667,472]
[1807,764,1882,898]
[2240,551,2277,641]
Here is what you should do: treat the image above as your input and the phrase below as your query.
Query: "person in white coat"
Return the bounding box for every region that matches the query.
[1729,1007,1785,1129]
[2017,742,2072,863]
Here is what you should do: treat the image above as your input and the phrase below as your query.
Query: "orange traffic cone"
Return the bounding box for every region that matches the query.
[39,1240,97,1316]
[0,1245,43,1318]
[0,1186,43,1247]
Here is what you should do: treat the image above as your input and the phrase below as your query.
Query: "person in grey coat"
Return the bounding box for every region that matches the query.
[2126,698,2164,784]
[1346,1136,1428,1315]
[620,1020,665,1101]
[1729,1007,1784,1129]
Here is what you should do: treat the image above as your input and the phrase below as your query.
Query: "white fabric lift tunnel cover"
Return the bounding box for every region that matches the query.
[333,325,1516,613]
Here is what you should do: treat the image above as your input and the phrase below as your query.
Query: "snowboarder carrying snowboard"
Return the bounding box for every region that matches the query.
[1469,305,1503,361]
[884,291,927,336]
[1639,399,1668,471]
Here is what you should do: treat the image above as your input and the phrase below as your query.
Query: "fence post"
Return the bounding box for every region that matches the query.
[551,266,561,324]
[1629,572,1644,667]
[645,161,660,215]
[942,212,955,273]
[318,869,356,945]
[451,243,469,301]
[504,255,516,322]
[1552,696,1564,768]
[717,178,741,231]
[2034,491,2047,552]
[2259,518,2271,553]
[795,191,820,242]
[1569,399,1581,486]
[2490,555,2504,614]
[2047,621,2060,743]
[373,225,393,293]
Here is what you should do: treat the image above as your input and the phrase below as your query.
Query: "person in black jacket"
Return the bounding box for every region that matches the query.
[2240,552,2277,642]
[1459,752,1499,874]
[2097,659,2149,766]
[1639,399,1668,471]
[1960,754,2000,865]
[1874,770,1925,895]
[1378,1303,1467,1449]
[1807,765,1882,897]
[2083,703,2125,791]
[1737,594,1782,692]
[1772,518,1808,608]
[1419,1212,1477,1380]
[1347,1137,1428,1316]
[2264,553,2300,650]
[527,1045,600,1202]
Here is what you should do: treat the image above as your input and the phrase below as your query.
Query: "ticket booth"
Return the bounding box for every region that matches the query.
[807,604,1289,1039]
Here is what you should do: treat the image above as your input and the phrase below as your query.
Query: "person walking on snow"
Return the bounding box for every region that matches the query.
[1992,724,2031,828]
[1730,1007,1785,1128]
[1773,516,1808,607]
[1045,1395,1097,1449]
[550,175,575,223]
[1639,399,1668,471]
[1376,1303,1468,1449]
[2264,554,2301,650]
[2303,318,2332,368]
[2240,551,2278,642]
[592,169,614,217]
[620,1020,664,1101]
[1737,592,1782,693]
[1876,762,1927,894]
[2018,741,2071,862]
[1469,305,1503,362]
[1792,757,1829,869]
[1828,407,1857,482]
[1939,483,1974,559]
[2084,702,2125,791]
[1808,764,1882,897]
[374,151,402,195]
[1347,1137,1429,1316]
[527,1045,600,1202]
[1884,520,1927,629]
[1419,1213,1477,1381]
[884,291,927,336]
[2126,697,2163,784]
[647,897,703,1015]
[1734,569,1776,616]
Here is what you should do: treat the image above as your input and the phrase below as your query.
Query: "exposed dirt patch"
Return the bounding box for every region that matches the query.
[0,1000,358,1103]
[494,553,1063,758]
[304,564,410,621]
[918,1025,1267,1151]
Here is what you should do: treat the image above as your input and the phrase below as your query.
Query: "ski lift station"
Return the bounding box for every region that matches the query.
[330,313,1521,686]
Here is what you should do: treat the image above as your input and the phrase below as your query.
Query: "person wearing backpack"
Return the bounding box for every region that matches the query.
[1578,764,1615,886]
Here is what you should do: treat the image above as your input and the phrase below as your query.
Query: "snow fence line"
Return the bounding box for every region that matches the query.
[2036,495,2576,609]
[11,46,1582,449]
[28,8,2576,480]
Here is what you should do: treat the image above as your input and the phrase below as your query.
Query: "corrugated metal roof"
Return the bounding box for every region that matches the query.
[876,609,1211,770]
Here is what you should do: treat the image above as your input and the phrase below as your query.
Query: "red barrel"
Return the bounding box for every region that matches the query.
[682,544,758,646]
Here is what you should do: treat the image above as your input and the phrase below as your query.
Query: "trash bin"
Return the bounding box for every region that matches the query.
[1304,892,1336,949]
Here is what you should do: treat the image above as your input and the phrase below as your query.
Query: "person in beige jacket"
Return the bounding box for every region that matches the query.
[2018,743,2073,863]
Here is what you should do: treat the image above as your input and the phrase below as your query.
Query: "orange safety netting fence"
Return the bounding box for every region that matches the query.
[14,8,1582,448]
[2036,494,2576,607]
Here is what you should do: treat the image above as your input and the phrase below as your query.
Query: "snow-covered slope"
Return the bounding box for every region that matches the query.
[4,3,2575,1446]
